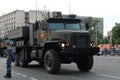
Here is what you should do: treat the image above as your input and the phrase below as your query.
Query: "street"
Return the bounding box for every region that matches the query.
[0,56,120,80]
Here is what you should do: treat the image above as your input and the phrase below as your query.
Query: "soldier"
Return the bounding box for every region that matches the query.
[4,42,13,78]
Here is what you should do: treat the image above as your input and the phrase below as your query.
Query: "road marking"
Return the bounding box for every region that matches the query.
[12,71,15,73]
[97,74,120,79]
[0,67,36,80]
[16,72,22,75]
[3,69,6,71]
[30,78,38,80]
[22,74,27,77]
[96,64,113,67]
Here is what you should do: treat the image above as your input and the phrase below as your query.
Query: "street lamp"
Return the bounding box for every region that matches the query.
[96,26,97,45]
[91,27,94,30]
[109,31,112,48]
[36,0,38,21]
[91,26,97,45]
[0,28,1,39]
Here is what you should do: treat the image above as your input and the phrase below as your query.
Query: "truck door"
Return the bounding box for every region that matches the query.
[38,22,47,46]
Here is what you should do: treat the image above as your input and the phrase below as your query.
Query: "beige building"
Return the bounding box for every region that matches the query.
[0,10,49,39]
[0,10,25,38]
[29,10,49,23]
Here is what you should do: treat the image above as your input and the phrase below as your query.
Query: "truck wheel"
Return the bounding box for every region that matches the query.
[19,50,28,67]
[44,49,61,74]
[76,56,93,72]
[14,53,20,66]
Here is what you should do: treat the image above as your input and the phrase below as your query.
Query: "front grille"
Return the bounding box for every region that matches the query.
[76,36,88,48]
[70,33,89,48]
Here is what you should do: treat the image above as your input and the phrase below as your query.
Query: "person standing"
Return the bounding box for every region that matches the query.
[4,42,13,78]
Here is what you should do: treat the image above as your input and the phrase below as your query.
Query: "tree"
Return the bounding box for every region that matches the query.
[103,37,109,44]
[82,17,99,30]
[112,23,120,44]
[82,17,100,45]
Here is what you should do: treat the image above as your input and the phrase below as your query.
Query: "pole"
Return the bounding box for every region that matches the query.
[110,31,112,48]
[44,5,47,20]
[36,0,37,21]
[69,0,71,14]
[0,26,2,39]
[96,26,97,45]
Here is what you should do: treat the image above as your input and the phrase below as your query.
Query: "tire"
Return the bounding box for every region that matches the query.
[44,49,61,74]
[19,49,28,67]
[14,53,20,66]
[76,56,93,72]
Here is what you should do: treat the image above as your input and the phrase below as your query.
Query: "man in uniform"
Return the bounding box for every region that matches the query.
[4,42,13,78]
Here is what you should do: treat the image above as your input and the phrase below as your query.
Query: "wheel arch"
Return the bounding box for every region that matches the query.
[42,42,61,58]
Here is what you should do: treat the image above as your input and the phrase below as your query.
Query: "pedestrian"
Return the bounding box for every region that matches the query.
[4,42,13,78]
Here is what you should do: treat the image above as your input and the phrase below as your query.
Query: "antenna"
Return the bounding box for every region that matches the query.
[69,0,71,14]
[36,0,37,21]
[44,5,46,20]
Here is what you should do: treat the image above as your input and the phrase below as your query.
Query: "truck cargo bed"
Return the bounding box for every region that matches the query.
[8,26,29,40]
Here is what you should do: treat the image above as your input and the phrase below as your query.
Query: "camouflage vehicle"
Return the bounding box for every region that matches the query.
[8,18,99,74]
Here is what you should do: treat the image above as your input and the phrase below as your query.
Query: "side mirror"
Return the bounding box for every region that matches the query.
[85,23,89,30]
[42,26,47,31]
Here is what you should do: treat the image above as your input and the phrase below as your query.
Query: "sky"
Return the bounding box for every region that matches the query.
[0,0,120,36]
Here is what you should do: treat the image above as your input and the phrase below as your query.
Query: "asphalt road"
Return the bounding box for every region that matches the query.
[0,56,120,80]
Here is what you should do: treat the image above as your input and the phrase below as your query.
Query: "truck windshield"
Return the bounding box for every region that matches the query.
[48,23,81,30]
[48,23,64,30]
[66,23,81,30]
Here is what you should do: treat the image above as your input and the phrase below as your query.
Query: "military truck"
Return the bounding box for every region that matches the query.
[8,18,99,74]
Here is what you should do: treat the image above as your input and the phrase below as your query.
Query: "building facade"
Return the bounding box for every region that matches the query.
[0,10,25,38]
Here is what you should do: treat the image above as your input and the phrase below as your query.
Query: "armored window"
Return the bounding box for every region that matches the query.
[66,23,81,30]
[48,23,64,30]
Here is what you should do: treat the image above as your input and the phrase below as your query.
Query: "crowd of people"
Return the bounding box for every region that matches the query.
[99,47,120,56]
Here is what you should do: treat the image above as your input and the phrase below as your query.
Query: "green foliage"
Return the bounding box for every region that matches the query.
[103,37,109,44]
[82,17,99,30]
[82,17,102,45]
[114,39,120,44]
[112,23,120,44]
[97,32,103,44]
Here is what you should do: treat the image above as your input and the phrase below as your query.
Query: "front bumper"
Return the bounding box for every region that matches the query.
[60,47,99,56]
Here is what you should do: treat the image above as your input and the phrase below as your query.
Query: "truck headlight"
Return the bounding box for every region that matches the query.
[61,43,65,48]
[59,42,70,48]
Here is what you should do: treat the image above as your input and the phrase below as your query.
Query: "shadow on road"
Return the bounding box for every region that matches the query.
[12,62,96,76]
[27,64,44,68]
[59,69,94,75]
